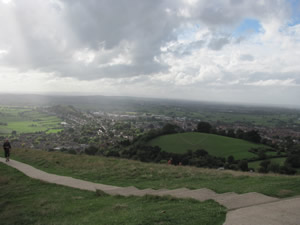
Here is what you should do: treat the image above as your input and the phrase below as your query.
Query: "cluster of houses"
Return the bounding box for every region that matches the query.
[8,106,300,153]
[215,123,300,145]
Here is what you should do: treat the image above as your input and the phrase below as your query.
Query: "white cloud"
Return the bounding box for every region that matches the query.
[73,48,95,65]
[1,0,13,5]
[246,79,297,87]
[0,0,299,106]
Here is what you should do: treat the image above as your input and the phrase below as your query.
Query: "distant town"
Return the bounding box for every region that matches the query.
[8,104,300,154]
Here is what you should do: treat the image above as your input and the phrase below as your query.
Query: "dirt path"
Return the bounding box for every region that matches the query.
[1,157,300,225]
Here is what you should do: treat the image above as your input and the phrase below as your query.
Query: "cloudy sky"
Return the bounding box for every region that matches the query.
[0,0,300,106]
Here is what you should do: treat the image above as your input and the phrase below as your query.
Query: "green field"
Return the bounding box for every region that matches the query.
[0,163,225,225]
[249,157,287,169]
[11,149,300,198]
[147,132,268,160]
[0,106,62,135]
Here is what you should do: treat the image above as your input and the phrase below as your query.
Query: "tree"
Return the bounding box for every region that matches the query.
[162,123,181,134]
[194,149,208,157]
[286,154,300,168]
[197,122,212,133]
[227,155,235,164]
[258,160,271,173]
[236,129,245,139]
[227,129,235,138]
[85,145,99,155]
[244,130,261,143]
[238,160,248,171]
[258,149,267,160]
[279,165,296,175]
[285,145,300,168]
[268,163,280,173]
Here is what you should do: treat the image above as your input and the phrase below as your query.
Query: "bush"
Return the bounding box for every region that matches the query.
[162,123,182,135]
[279,165,297,175]
[286,154,300,168]
[258,150,267,160]
[227,155,235,164]
[238,160,248,171]
[197,122,212,133]
[68,149,77,155]
[85,145,99,155]
[258,160,271,173]
[258,166,268,173]
[268,163,280,173]
[243,130,261,143]
[228,164,239,170]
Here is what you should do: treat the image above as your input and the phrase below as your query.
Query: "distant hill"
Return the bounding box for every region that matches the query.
[48,105,80,117]
[147,132,269,160]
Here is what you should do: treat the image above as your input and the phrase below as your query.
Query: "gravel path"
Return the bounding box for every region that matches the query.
[1,157,299,225]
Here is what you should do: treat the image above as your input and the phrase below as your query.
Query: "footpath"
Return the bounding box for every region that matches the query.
[1,158,300,225]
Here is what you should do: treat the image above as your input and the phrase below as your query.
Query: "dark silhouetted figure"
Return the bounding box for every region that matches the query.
[3,139,11,162]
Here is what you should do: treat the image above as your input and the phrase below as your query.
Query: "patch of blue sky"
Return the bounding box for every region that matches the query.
[287,0,300,26]
[232,18,263,38]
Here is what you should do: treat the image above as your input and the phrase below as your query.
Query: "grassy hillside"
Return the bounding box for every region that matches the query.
[0,163,225,225]
[10,148,300,198]
[147,132,268,160]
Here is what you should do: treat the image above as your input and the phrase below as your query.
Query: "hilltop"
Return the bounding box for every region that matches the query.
[3,149,300,225]
[0,161,225,225]
[11,148,300,198]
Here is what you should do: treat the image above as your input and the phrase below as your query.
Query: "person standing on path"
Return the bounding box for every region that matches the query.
[3,139,11,162]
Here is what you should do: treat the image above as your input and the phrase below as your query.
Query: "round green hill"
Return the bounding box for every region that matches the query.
[147,132,268,160]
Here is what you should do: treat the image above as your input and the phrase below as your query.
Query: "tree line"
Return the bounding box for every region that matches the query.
[82,121,299,175]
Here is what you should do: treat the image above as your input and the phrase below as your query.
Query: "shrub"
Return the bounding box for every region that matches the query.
[268,163,280,173]
[227,155,235,164]
[286,154,300,168]
[68,149,77,155]
[238,160,249,171]
[258,160,271,173]
[85,145,99,155]
[279,165,297,175]
[197,122,212,133]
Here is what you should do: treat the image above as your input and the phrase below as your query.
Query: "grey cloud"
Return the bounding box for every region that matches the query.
[0,0,180,79]
[190,0,289,28]
[208,37,230,50]
[186,40,206,51]
[0,0,293,80]
[239,54,254,61]
[243,72,300,85]
[172,40,206,56]
[58,0,181,78]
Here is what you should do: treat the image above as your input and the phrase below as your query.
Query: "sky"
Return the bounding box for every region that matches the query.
[0,0,300,107]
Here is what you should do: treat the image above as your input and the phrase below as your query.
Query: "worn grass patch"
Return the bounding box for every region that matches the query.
[11,148,300,198]
[0,163,226,225]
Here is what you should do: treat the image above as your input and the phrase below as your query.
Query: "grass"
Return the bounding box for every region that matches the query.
[147,132,268,160]
[249,157,287,169]
[0,163,226,225]
[46,128,63,134]
[0,106,62,134]
[10,148,300,198]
